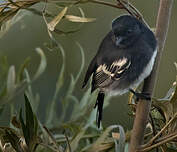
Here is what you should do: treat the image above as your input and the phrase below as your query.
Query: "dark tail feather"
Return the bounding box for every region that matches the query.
[94,92,105,128]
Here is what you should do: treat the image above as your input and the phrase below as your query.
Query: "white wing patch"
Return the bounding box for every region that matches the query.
[111,57,128,68]
[93,57,131,89]
[96,64,114,76]
[96,57,130,78]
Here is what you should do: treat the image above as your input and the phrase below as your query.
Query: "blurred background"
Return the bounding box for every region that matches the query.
[0,0,177,130]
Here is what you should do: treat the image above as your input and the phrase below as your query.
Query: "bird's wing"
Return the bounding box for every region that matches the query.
[92,57,131,92]
[82,56,97,88]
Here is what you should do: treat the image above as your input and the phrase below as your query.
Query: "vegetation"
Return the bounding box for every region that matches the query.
[0,0,176,152]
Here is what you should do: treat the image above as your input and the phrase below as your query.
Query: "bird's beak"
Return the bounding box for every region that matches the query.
[115,36,123,46]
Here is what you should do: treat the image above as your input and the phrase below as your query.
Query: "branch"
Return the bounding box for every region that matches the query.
[138,133,177,152]
[129,0,174,151]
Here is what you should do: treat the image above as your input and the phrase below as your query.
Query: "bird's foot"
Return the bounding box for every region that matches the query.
[129,89,151,102]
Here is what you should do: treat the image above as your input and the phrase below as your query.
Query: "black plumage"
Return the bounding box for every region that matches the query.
[82,15,157,128]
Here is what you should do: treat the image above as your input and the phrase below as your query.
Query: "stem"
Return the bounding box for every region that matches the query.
[138,133,177,152]
[147,113,177,146]
[129,0,174,151]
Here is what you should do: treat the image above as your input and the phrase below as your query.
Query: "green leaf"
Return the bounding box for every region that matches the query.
[17,57,30,83]
[0,10,28,38]
[66,128,86,152]
[55,45,65,94]
[6,65,16,95]
[71,88,91,120]
[19,108,28,145]
[19,94,38,150]
[124,143,129,152]
[33,48,47,80]
[174,62,177,71]
[24,94,35,144]
[114,125,126,152]
[88,125,119,151]
[75,41,85,83]
[46,43,66,125]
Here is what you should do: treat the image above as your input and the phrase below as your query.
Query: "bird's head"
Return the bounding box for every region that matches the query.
[112,15,143,48]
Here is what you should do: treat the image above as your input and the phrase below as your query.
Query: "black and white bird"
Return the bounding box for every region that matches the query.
[82,15,157,128]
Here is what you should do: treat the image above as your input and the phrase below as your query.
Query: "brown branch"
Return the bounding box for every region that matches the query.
[138,133,177,152]
[129,0,174,152]
[147,113,177,146]
[155,131,177,143]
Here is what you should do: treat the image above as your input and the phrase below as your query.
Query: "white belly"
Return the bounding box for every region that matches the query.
[132,49,157,89]
[109,49,157,96]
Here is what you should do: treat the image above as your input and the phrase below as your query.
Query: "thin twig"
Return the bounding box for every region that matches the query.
[138,133,177,152]
[146,113,177,146]
[155,131,177,143]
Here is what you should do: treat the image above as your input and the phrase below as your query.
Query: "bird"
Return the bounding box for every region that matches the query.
[82,15,157,128]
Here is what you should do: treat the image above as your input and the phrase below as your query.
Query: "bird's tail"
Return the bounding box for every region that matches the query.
[94,91,105,128]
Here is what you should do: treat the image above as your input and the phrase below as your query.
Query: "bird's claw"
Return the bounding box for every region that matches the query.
[129,89,151,102]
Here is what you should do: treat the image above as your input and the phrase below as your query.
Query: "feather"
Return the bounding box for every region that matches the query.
[82,56,97,88]
[92,57,131,91]
[94,92,105,128]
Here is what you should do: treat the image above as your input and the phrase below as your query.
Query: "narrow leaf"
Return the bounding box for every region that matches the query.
[7,65,16,95]
[47,7,68,31]
[19,108,28,145]
[88,125,119,151]
[65,15,96,22]
[24,93,35,144]
[33,48,47,80]
[17,57,30,83]
[114,125,126,152]
[66,129,86,152]
[174,62,177,70]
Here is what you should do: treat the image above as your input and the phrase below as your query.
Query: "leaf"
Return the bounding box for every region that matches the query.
[0,9,30,38]
[113,125,126,152]
[7,65,16,95]
[66,128,86,152]
[33,48,47,80]
[24,69,40,113]
[19,108,27,145]
[170,76,177,103]
[47,7,68,31]
[65,15,96,22]
[46,43,66,126]
[19,94,38,151]
[88,125,119,151]
[174,62,177,71]
[42,126,64,152]
[74,41,85,83]
[55,43,66,93]
[24,94,35,145]
[124,143,129,152]
[17,57,30,83]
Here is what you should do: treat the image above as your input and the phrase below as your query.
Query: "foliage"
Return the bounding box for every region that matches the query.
[0,0,177,152]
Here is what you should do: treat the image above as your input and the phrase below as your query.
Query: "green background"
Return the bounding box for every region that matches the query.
[0,0,177,130]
